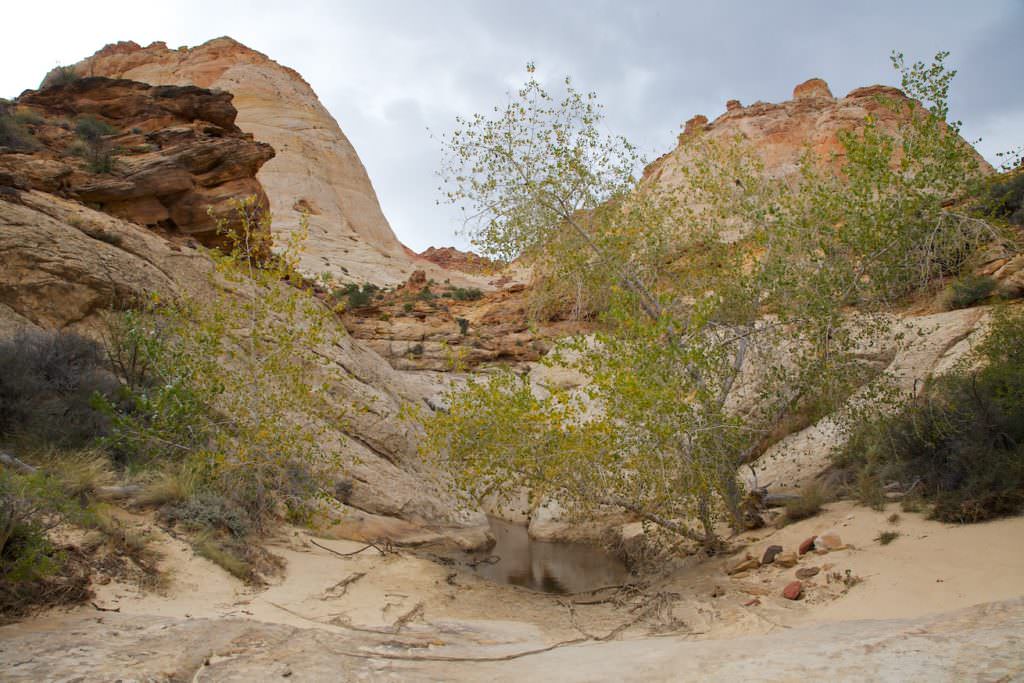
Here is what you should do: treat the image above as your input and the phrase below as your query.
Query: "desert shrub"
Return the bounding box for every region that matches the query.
[0,109,38,151]
[13,110,43,126]
[403,302,414,313]
[416,286,435,301]
[160,492,252,538]
[44,66,79,88]
[333,283,377,309]
[781,484,826,524]
[940,274,997,310]
[74,116,117,142]
[98,197,346,534]
[0,470,92,618]
[456,317,470,335]
[875,530,900,545]
[73,116,118,175]
[0,329,117,448]
[449,287,483,301]
[976,168,1024,226]
[834,306,1024,523]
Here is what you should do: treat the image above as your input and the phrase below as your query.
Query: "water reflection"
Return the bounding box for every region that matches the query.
[469,517,629,594]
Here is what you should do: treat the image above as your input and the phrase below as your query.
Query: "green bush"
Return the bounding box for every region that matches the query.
[456,317,470,335]
[449,286,483,301]
[74,116,117,142]
[834,306,1024,523]
[0,110,38,151]
[977,169,1024,226]
[333,283,378,309]
[159,492,252,538]
[0,330,117,448]
[940,274,996,310]
[45,66,79,88]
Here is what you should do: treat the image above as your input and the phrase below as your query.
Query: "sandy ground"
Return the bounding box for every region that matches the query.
[5,501,1023,679]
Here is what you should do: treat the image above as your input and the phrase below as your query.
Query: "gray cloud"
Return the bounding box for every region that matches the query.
[2,0,1021,250]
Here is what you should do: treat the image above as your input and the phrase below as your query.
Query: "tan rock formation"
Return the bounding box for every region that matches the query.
[645,78,991,190]
[10,77,274,242]
[65,38,472,286]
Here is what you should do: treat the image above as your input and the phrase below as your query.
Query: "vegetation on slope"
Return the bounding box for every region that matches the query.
[420,52,1013,551]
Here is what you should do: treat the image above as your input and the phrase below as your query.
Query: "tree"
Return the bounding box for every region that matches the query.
[99,197,347,526]
[421,54,991,549]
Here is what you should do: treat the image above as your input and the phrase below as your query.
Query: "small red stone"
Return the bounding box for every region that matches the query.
[798,536,817,555]
[783,580,803,600]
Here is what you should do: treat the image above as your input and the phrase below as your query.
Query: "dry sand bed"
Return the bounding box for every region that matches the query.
[3,503,1023,680]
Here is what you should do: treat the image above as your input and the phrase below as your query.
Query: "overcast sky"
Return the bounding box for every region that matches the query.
[3,1,1022,251]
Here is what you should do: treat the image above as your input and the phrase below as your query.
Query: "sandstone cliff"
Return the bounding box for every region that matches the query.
[3,77,273,243]
[65,38,468,286]
[643,77,991,196]
[0,78,487,547]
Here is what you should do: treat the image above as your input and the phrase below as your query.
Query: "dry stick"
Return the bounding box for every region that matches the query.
[310,538,385,558]
[319,636,591,664]
[323,571,366,598]
[389,601,425,633]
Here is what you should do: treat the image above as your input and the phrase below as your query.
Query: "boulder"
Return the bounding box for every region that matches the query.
[798,536,817,555]
[815,531,843,551]
[775,551,798,568]
[796,566,821,580]
[761,545,784,565]
[727,553,761,575]
[783,580,804,600]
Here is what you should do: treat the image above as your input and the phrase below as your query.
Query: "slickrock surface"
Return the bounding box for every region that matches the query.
[2,598,1021,681]
[66,38,470,286]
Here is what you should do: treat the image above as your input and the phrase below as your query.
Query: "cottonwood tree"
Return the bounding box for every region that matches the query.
[422,54,992,548]
[99,197,347,525]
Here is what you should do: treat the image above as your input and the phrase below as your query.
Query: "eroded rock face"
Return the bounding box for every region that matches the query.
[67,38,457,286]
[643,78,991,191]
[6,76,274,242]
[0,188,487,546]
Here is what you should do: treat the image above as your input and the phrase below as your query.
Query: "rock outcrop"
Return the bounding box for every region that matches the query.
[0,76,488,547]
[65,38,473,286]
[4,77,274,242]
[643,77,991,192]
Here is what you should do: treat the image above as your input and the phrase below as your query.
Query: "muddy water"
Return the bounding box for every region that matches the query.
[468,517,630,594]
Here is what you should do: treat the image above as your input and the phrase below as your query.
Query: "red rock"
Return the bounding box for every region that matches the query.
[783,580,804,600]
[798,536,817,555]
[761,545,783,565]
[796,566,820,579]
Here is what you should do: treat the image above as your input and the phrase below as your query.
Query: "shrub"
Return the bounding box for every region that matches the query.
[781,484,826,524]
[0,110,38,151]
[976,167,1024,226]
[45,66,79,88]
[449,287,483,301]
[456,317,470,335]
[0,470,92,618]
[13,110,43,126]
[333,283,376,309]
[403,302,415,313]
[0,329,117,448]
[940,274,996,310]
[875,530,900,545]
[834,306,1024,523]
[74,116,117,143]
[160,492,252,538]
[416,287,435,302]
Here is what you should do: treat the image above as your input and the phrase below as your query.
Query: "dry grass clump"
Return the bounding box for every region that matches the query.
[781,484,828,525]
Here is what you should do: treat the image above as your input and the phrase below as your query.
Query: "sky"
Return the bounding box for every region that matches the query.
[3,1,1022,251]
